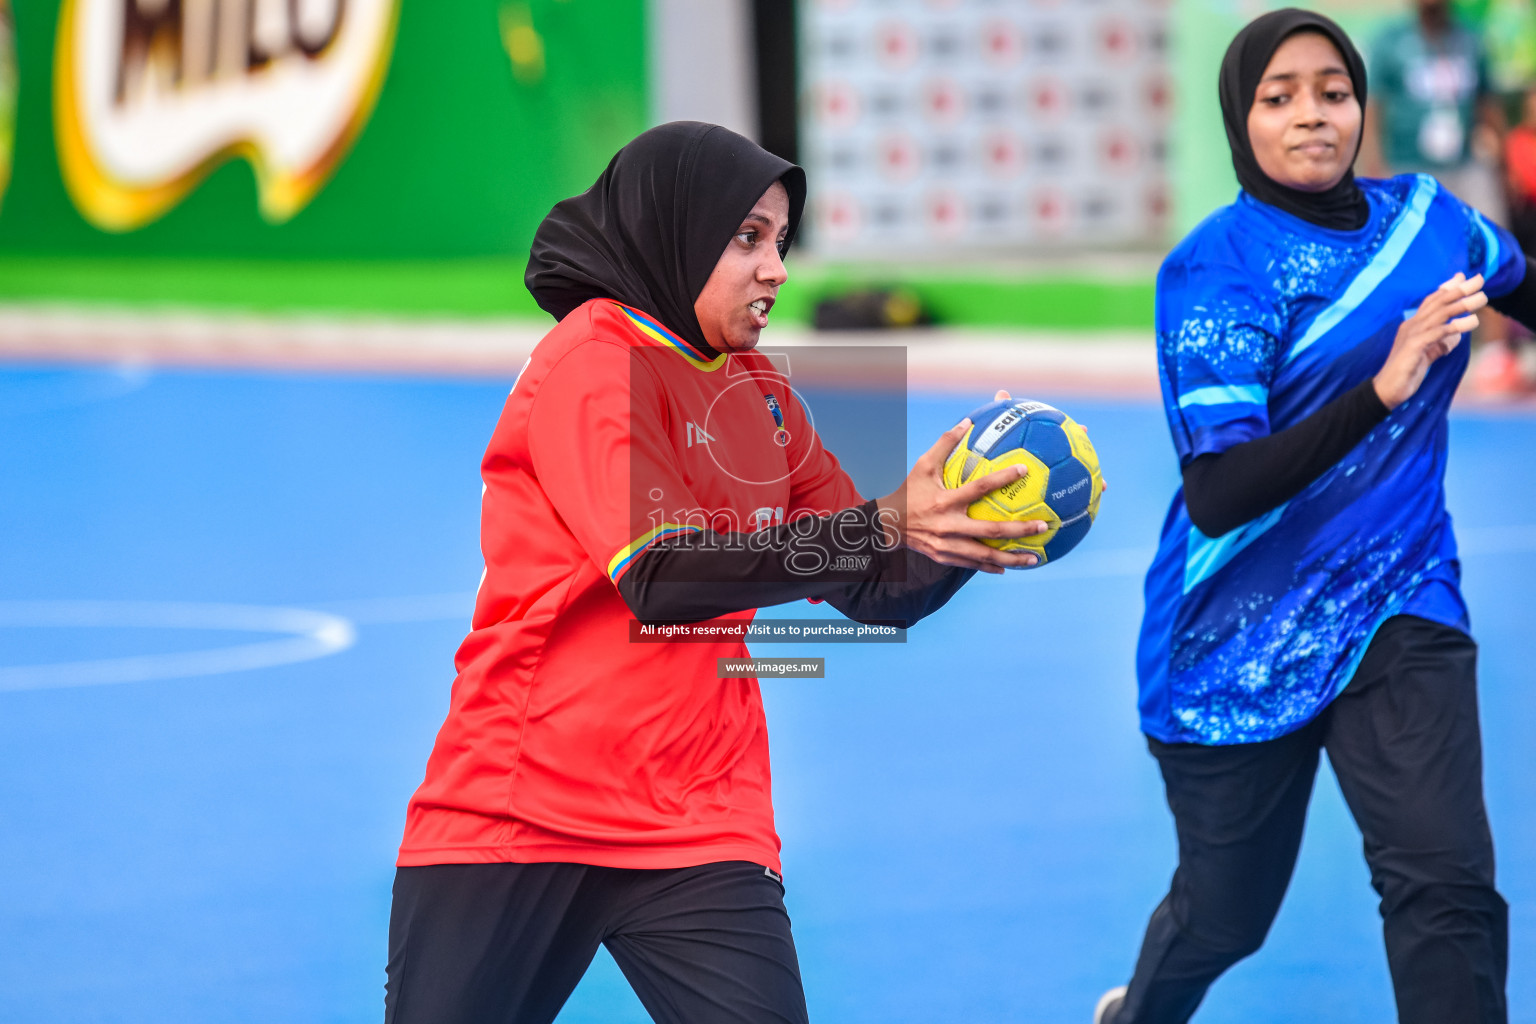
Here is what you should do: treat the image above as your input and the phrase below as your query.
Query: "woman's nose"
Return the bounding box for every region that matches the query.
[1293,91,1325,125]
[760,248,788,286]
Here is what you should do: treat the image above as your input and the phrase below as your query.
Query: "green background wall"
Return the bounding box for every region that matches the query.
[0,0,647,259]
[0,1,1522,330]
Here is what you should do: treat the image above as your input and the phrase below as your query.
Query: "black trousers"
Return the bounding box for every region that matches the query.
[1113,616,1507,1024]
[384,860,808,1024]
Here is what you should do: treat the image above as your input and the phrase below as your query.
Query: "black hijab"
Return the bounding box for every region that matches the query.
[525,121,807,356]
[1219,8,1369,230]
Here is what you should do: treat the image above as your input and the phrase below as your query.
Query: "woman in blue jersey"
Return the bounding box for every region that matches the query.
[1094,10,1533,1024]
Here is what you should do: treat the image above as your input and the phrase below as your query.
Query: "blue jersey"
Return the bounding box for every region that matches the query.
[1138,175,1524,745]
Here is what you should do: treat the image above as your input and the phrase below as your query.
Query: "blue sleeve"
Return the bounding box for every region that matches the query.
[1465,203,1526,298]
[1156,257,1282,467]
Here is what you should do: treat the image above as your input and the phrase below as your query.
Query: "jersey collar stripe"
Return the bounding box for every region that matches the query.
[1283,174,1438,368]
[613,303,727,371]
[1178,383,1268,409]
[607,523,706,581]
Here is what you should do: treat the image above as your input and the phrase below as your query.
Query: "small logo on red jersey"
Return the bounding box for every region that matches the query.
[764,394,791,447]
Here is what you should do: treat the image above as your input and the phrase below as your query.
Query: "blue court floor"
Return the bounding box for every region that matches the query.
[1,362,1531,1024]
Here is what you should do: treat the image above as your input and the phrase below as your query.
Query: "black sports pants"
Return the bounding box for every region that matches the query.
[384,860,809,1024]
[1112,616,1507,1024]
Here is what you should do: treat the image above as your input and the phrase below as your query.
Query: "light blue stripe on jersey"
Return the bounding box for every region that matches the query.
[1329,599,1408,699]
[1183,502,1289,594]
[1475,211,1500,278]
[1179,384,1267,409]
[1283,175,1438,367]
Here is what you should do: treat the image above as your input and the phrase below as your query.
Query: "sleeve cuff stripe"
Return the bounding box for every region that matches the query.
[1179,384,1268,409]
[607,524,705,581]
[1475,211,1501,279]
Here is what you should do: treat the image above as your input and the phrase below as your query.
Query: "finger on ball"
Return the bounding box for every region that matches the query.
[969,464,1027,495]
[974,518,1038,538]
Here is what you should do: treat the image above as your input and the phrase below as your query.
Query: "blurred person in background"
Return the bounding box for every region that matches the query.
[1501,82,1536,378]
[1504,83,1536,238]
[1364,0,1503,221]
[1362,0,1530,391]
[1478,0,1536,390]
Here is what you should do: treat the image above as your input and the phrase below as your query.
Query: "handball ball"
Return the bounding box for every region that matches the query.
[943,398,1104,566]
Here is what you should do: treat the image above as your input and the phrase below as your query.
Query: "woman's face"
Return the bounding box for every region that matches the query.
[1247,31,1361,193]
[693,181,790,353]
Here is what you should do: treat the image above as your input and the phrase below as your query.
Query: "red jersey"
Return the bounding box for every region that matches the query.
[1508,126,1536,205]
[397,299,863,872]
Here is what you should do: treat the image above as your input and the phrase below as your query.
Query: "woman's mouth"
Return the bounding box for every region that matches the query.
[749,298,772,328]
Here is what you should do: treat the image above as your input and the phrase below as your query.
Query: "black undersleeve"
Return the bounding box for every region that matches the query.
[1182,258,1535,540]
[818,549,975,628]
[1488,255,1536,328]
[616,500,973,627]
[1181,379,1389,538]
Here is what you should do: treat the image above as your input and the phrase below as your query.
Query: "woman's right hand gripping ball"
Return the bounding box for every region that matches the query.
[875,394,1049,575]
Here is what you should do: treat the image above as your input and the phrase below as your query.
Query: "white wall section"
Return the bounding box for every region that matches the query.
[649,0,759,140]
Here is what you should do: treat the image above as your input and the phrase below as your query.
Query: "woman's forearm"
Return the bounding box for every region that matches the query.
[1182,379,1389,537]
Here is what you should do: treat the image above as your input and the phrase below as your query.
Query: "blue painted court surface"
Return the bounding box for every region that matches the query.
[1,363,1531,1024]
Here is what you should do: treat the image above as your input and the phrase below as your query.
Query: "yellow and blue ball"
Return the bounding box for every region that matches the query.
[942,398,1104,566]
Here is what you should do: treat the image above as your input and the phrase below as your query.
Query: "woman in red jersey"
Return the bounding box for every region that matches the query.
[384,122,1042,1024]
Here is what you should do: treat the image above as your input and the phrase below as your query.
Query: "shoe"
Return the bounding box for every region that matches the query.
[1093,985,1128,1024]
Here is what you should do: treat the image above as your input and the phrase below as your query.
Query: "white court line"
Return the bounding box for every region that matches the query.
[317,592,475,624]
[308,524,1536,630]
[0,601,355,693]
[0,362,153,418]
[6,523,1529,695]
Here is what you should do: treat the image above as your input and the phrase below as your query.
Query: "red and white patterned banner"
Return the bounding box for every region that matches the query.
[801,0,1171,253]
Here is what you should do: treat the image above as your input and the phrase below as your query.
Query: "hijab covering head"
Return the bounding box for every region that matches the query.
[525,121,807,354]
[1219,8,1369,230]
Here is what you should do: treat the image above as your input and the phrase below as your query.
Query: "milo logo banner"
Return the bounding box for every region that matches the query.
[0,0,648,259]
[55,0,398,229]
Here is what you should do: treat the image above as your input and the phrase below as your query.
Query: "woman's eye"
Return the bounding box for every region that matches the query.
[736,230,757,247]
[1325,90,1350,102]
[1262,94,1287,106]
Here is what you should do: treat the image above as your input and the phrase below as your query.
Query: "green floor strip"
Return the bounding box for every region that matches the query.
[0,255,1156,331]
